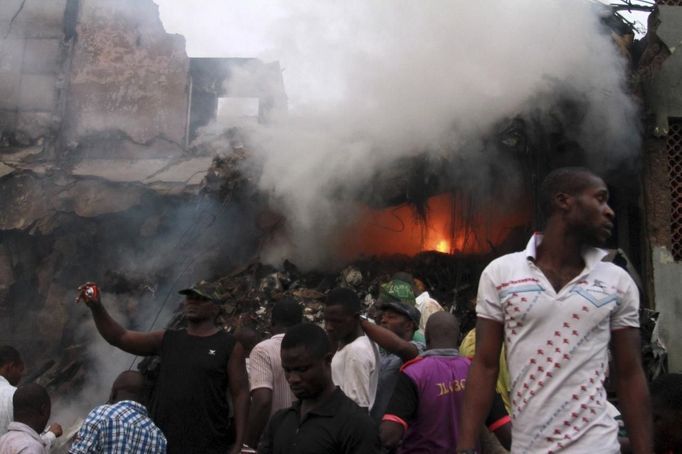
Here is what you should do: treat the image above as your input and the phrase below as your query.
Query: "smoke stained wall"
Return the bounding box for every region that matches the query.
[0,0,261,430]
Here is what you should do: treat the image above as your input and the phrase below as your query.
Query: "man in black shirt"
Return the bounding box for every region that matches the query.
[258,323,381,454]
[78,281,249,454]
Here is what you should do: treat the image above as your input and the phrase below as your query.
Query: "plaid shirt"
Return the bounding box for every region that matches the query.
[69,400,167,454]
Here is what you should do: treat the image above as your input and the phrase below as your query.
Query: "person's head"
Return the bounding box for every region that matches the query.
[323,288,361,343]
[271,297,303,332]
[425,312,460,350]
[0,346,24,386]
[280,323,333,400]
[178,281,223,323]
[651,373,682,453]
[539,167,615,245]
[108,370,147,406]
[377,299,420,340]
[13,383,51,433]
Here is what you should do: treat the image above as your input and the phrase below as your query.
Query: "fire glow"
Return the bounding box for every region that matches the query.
[340,193,530,259]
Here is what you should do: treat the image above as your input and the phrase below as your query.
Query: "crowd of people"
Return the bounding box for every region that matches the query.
[0,167,680,453]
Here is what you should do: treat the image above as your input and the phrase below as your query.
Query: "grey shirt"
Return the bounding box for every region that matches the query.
[370,340,425,420]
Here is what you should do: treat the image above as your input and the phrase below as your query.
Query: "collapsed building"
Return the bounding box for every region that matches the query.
[0,0,681,423]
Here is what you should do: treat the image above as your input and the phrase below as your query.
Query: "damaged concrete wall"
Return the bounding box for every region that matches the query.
[0,0,264,374]
[651,247,682,372]
[644,6,682,136]
[66,0,189,148]
[0,0,70,147]
[639,4,682,372]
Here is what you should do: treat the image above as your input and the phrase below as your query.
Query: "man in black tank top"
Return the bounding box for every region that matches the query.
[78,281,250,454]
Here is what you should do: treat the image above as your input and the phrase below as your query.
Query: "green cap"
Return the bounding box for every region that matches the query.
[379,279,416,304]
[178,281,224,304]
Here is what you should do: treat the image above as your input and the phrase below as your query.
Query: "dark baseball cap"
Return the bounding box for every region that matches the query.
[377,299,421,327]
[178,281,224,304]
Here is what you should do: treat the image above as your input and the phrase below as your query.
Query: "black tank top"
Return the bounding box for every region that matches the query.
[150,329,235,454]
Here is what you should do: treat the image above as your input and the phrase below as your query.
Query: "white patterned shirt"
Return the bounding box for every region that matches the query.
[477,234,639,453]
[249,334,295,416]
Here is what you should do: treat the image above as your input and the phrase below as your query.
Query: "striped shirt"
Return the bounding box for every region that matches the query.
[70,400,167,454]
[249,334,295,416]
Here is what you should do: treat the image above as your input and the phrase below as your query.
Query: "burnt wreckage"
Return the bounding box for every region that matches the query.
[0,0,678,411]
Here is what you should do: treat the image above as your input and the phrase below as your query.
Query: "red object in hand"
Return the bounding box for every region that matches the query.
[76,282,100,304]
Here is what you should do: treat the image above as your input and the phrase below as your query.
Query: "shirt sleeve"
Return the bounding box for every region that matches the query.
[476,264,504,323]
[343,345,375,408]
[40,431,56,450]
[68,413,101,454]
[249,343,274,391]
[611,272,640,330]
[382,372,418,429]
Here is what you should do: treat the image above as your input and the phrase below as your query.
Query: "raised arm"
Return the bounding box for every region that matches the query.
[82,286,163,356]
[227,341,250,454]
[360,319,418,362]
[611,328,653,454]
[456,317,504,451]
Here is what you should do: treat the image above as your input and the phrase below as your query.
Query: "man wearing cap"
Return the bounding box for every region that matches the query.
[362,293,425,421]
[78,281,249,454]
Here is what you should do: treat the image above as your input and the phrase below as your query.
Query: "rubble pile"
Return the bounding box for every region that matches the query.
[161,251,491,342]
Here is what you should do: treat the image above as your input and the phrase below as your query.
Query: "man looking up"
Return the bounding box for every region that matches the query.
[245,298,303,448]
[323,287,378,411]
[78,281,249,454]
[457,167,653,453]
[361,298,423,420]
[0,347,61,445]
[70,370,167,453]
[380,312,511,453]
[0,384,52,454]
[257,323,381,454]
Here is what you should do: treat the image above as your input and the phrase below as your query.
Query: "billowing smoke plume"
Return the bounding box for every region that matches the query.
[160,0,639,266]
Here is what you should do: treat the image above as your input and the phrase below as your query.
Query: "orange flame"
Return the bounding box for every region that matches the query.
[434,239,450,253]
[339,193,530,259]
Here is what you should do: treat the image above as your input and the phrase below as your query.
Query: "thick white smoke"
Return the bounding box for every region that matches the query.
[159,0,639,267]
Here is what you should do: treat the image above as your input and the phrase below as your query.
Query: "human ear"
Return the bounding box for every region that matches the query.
[555,192,572,211]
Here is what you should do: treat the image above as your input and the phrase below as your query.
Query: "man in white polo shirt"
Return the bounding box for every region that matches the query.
[457,167,652,453]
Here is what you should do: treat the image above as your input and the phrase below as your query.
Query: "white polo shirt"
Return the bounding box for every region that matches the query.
[477,234,639,454]
[0,376,14,437]
[331,334,379,410]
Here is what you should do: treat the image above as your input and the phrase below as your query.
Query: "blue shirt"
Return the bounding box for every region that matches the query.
[70,400,167,454]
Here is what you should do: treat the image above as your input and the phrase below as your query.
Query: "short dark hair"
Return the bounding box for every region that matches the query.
[651,373,682,412]
[281,323,331,359]
[0,346,21,368]
[324,287,361,314]
[272,297,303,328]
[13,383,49,415]
[539,167,599,217]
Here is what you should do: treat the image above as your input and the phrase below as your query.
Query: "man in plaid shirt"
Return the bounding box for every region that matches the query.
[70,371,166,454]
